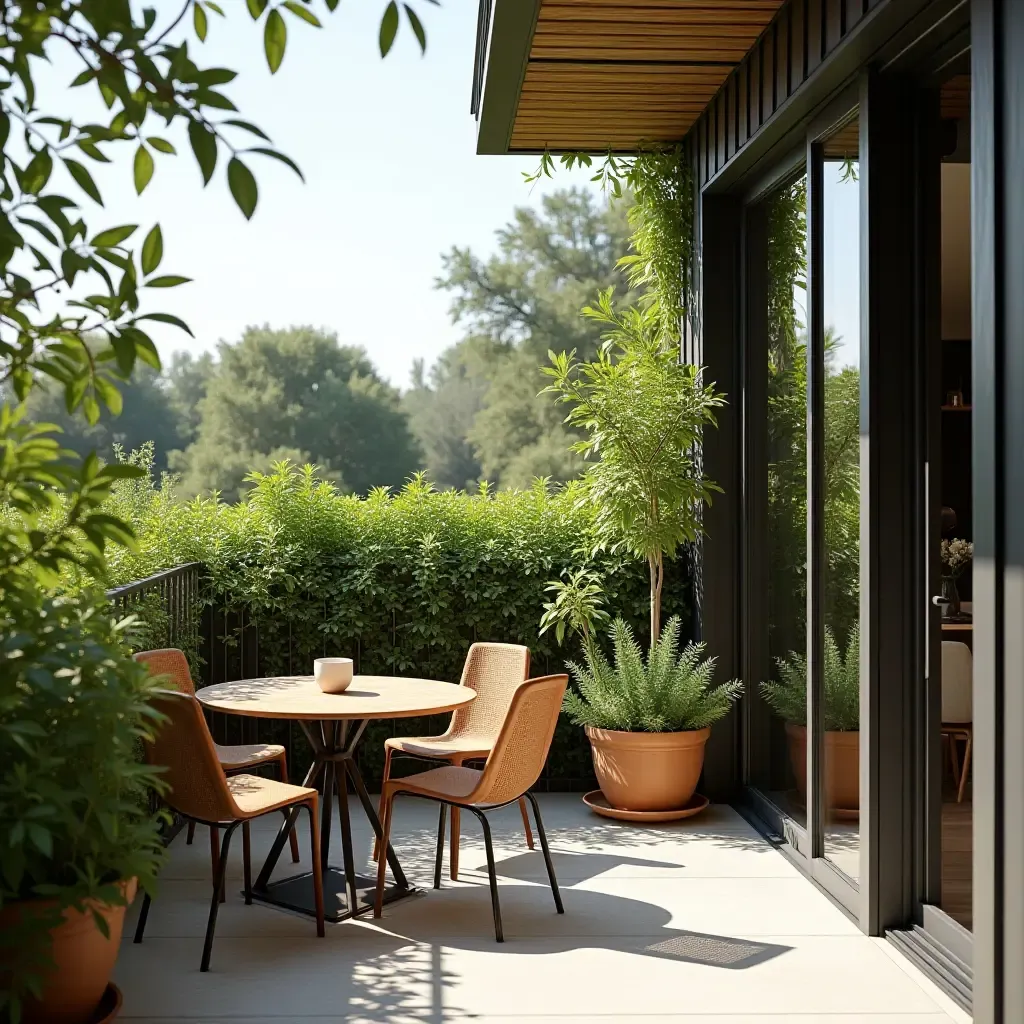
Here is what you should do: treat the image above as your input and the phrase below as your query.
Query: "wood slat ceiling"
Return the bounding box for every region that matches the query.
[510,0,784,152]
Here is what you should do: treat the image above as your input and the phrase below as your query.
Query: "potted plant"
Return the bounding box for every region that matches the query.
[0,587,167,1023]
[760,625,860,814]
[940,538,974,618]
[541,292,741,812]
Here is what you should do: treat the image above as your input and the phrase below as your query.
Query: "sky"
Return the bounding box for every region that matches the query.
[38,2,597,388]
[35,3,861,389]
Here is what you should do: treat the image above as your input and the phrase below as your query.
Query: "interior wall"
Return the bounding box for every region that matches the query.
[941,162,972,339]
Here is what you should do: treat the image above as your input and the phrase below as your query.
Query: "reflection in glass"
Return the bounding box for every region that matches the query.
[822,115,862,881]
[753,175,809,824]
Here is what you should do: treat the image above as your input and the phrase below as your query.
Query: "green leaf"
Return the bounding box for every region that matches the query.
[194,1,208,40]
[144,275,192,288]
[90,225,137,247]
[404,4,426,53]
[133,145,154,194]
[147,137,176,155]
[249,147,304,181]
[283,1,321,26]
[206,1,226,14]
[188,121,218,185]
[135,312,194,337]
[246,0,269,16]
[264,9,287,73]
[110,333,137,376]
[23,149,53,194]
[95,375,123,415]
[223,118,271,141]
[227,157,258,219]
[141,224,163,275]
[379,1,400,56]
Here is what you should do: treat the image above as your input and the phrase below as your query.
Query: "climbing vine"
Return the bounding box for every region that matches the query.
[525,146,694,344]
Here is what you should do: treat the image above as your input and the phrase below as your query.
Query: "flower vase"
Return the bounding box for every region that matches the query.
[941,576,961,618]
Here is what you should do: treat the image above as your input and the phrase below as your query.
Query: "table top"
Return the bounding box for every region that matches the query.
[196,675,476,721]
[942,622,973,631]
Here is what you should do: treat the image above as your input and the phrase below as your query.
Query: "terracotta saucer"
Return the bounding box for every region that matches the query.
[89,982,123,1023]
[582,790,710,822]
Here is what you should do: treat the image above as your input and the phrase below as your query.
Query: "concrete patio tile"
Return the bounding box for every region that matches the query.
[116,795,964,1023]
[114,932,953,1020]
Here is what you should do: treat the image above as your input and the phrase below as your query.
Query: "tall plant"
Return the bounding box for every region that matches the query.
[542,290,725,643]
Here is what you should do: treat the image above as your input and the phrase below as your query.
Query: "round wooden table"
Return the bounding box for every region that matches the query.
[197,675,475,923]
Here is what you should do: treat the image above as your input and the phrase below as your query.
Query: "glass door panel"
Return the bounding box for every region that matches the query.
[821,112,862,882]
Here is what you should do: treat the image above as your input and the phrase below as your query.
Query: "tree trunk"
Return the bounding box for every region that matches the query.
[649,553,664,644]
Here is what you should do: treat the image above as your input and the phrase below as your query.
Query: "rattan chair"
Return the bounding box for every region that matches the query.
[374,673,568,942]
[134,649,301,878]
[135,690,324,971]
[373,642,533,880]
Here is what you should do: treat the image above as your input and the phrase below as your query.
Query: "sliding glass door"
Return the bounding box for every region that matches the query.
[740,96,863,917]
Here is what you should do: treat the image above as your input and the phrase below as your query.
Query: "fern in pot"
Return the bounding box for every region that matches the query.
[760,625,860,813]
[541,293,741,813]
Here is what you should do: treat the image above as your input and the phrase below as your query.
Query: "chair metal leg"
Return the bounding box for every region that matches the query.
[306,800,325,937]
[472,808,503,942]
[372,746,393,863]
[186,820,196,845]
[434,803,447,890]
[518,796,535,850]
[278,753,301,864]
[450,805,461,881]
[526,792,563,914]
[133,891,152,944]
[374,790,395,918]
[209,825,226,904]
[958,731,973,803]
[242,821,252,905]
[201,822,240,972]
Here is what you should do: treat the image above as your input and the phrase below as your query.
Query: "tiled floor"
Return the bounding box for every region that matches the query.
[116,795,971,1023]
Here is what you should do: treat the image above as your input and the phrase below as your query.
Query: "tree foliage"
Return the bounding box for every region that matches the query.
[543,291,725,641]
[170,326,422,502]
[417,189,635,489]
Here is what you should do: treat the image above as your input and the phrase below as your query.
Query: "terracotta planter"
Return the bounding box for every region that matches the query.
[0,878,136,1024]
[585,725,710,812]
[785,724,860,812]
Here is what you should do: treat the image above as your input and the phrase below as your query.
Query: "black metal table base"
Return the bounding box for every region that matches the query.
[249,868,412,923]
[251,718,411,922]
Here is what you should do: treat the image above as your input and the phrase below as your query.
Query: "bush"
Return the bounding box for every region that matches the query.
[564,617,741,732]
[0,588,167,1016]
[70,458,695,788]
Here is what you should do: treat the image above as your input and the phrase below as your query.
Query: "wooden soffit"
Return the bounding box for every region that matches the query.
[474,0,785,154]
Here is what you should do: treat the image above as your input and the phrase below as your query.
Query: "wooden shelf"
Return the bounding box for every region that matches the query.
[941,405,972,411]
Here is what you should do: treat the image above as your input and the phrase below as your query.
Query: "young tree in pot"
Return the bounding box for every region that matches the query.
[760,625,860,813]
[541,292,741,812]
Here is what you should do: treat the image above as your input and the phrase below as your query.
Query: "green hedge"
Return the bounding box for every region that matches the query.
[101,460,694,789]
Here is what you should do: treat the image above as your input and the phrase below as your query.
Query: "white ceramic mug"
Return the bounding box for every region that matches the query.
[314,657,354,694]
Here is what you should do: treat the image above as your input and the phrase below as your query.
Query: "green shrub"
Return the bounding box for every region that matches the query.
[563,617,741,732]
[0,588,167,1017]
[760,624,860,731]
[63,458,695,787]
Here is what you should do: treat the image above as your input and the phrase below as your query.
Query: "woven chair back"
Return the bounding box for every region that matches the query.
[134,648,195,697]
[472,674,567,806]
[143,689,238,823]
[444,642,530,743]
[941,641,973,724]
